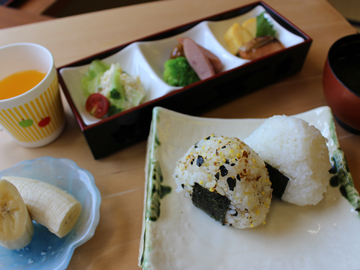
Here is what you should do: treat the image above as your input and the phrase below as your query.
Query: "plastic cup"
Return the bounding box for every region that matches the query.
[0,43,66,147]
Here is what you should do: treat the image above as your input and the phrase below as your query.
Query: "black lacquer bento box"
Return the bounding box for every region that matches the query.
[58,1,312,159]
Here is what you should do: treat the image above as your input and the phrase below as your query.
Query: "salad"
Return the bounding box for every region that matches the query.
[81,60,146,119]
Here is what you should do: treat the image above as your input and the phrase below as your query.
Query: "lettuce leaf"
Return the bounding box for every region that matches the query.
[81,59,110,96]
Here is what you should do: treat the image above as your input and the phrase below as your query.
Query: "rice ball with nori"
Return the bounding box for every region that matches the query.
[173,135,272,229]
[244,115,331,206]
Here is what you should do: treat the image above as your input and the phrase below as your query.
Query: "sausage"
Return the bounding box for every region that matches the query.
[238,35,285,60]
[177,37,223,74]
[200,46,223,74]
[176,37,185,44]
[183,37,215,80]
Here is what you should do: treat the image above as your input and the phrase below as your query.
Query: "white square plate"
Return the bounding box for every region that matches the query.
[139,106,359,270]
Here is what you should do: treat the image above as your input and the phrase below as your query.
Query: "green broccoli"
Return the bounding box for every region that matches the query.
[163,56,200,87]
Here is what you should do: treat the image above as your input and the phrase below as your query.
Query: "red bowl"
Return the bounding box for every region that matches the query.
[323,33,360,134]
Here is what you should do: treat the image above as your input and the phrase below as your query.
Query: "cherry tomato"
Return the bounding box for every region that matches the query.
[85,93,110,118]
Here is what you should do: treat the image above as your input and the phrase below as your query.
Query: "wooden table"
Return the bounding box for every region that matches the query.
[0,0,359,269]
[0,5,53,29]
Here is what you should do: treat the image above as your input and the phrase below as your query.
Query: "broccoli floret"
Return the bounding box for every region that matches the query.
[163,57,200,87]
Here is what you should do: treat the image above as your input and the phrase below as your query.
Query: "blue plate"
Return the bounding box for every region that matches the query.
[0,156,101,269]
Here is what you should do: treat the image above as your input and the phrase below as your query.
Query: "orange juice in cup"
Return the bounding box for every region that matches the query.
[0,43,66,147]
[0,70,46,100]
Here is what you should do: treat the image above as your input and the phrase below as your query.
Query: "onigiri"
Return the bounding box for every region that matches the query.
[173,134,272,229]
[244,115,332,206]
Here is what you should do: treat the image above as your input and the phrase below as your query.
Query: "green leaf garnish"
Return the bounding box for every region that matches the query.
[110,89,121,100]
[108,105,122,116]
[256,12,276,37]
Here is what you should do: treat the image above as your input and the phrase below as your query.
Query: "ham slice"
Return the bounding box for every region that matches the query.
[182,37,215,80]
[178,37,223,74]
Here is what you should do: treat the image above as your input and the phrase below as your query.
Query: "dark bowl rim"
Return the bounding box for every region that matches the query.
[327,33,360,98]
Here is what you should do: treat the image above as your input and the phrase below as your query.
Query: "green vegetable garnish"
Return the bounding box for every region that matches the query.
[107,65,126,114]
[110,89,121,100]
[163,56,200,87]
[81,59,110,96]
[108,105,123,116]
[256,12,276,37]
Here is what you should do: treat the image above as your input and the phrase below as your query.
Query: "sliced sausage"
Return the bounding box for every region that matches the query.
[200,46,223,74]
[177,36,185,44]
[183,37,215,80]
[177,37,222,74]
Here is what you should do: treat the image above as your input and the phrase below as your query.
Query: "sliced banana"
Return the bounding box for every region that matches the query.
[2,176,82,238]
[0,179,34,250]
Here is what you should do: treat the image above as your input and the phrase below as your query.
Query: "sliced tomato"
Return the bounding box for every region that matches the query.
[85,93,110,118]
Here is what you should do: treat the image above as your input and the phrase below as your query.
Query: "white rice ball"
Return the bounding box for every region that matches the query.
[244,115,331,206]
[173,135,272,229]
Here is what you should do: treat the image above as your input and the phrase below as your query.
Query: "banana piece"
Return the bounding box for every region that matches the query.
[2,176,82,238]
[0,179,34,250]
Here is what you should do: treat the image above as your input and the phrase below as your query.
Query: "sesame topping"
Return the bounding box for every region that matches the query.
[219,165,228,177]
[196,155,204,167]
[227,177,236,191]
